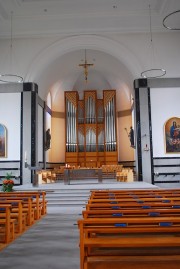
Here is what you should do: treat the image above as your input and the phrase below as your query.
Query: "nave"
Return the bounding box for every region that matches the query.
[0,181,157,269]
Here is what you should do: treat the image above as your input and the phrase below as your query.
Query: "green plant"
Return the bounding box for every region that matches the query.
[5,172,12,180]
[2,172,14,192]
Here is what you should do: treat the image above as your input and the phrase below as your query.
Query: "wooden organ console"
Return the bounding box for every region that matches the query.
[65,90,117,167]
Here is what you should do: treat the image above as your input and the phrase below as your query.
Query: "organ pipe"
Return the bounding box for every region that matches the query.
[65,90,117,156]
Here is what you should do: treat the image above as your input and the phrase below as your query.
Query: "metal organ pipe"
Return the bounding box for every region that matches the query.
[104,97,116,152]
[66,99,77,153]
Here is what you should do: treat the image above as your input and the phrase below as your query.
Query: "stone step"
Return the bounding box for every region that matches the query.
[46,193,90,199]
[46,196,88,202]
[46,192,90,197]
[47,201,87,206]
[46,188,89,208]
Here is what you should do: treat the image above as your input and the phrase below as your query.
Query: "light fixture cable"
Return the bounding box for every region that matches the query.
[141,4,166,79]
[0,11,23,83]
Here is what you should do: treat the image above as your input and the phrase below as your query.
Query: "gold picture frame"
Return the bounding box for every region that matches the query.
[0,124,7,157]
[164,117,180,153]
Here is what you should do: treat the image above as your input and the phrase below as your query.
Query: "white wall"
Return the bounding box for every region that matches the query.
[0,93,21,160]
[38,105,43,162]
[151,87,180,157]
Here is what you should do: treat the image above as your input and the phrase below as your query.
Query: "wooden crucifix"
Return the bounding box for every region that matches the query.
[79,49,94,82]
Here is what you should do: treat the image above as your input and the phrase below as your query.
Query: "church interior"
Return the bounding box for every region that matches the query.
[0,0,180,268]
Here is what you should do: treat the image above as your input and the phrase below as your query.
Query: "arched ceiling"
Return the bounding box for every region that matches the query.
[33,49,134,112]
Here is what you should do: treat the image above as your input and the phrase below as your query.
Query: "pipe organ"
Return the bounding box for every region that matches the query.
[65,90,117,167]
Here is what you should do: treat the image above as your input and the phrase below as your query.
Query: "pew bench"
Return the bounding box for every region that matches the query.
[0,200,28,233]
[78,217,180,269]
[90,192,180,200]
[90,189,180,196]
[86,255,180,269]
[0,197,35,226]
[87,197,180,204]
[0,191,47,220]
[82,207,180,219]
[0,205,15,243]
[15,191,47,216]
[86,201,180,210]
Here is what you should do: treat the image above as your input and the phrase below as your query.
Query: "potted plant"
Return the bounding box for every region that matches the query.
[2,172,14,192]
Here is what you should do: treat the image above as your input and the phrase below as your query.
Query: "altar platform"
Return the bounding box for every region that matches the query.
[14,179,158,191]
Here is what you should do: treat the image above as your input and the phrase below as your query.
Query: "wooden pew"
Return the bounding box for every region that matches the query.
[86,200,180,211]
[0,197,34,227]
[13,191,47,216]
[82,207,180,219]
[0,205,15,243]
[88,196,180,204]
[78,189,180,269]
[0,200,27,233]
[90,192,180,200]
[0,191,47,219]
[0,191,47,249]
[91,189,180,195]
[78,216,180,269]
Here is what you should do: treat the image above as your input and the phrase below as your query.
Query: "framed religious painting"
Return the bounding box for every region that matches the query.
[0,124,7,157]
[164,117,180,153]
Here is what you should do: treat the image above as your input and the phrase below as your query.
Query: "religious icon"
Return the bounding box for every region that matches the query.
[0,124,7,157]
[164,117,180,153]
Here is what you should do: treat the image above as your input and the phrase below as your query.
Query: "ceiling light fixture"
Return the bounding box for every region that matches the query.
[163,9,180,30]
[141,4,166,79]
[0,11,23,83]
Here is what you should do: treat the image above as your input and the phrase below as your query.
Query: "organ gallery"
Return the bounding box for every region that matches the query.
[65,90,117,167]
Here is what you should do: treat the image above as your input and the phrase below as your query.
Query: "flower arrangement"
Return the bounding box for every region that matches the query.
[2,172,14,192]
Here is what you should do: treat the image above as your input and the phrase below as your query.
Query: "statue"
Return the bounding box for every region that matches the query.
[45,128,51,151]
[128,126,135,148]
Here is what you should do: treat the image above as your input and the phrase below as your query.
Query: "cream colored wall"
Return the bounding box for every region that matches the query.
[50,113,134,163]
[51,116,65,163]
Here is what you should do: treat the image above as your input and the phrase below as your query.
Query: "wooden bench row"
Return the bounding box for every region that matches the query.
[77,189,180,269]
[0,191,47,247]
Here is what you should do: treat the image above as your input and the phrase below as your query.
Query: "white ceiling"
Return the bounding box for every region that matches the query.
[0,0,179,112]
[0,0,180,38]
